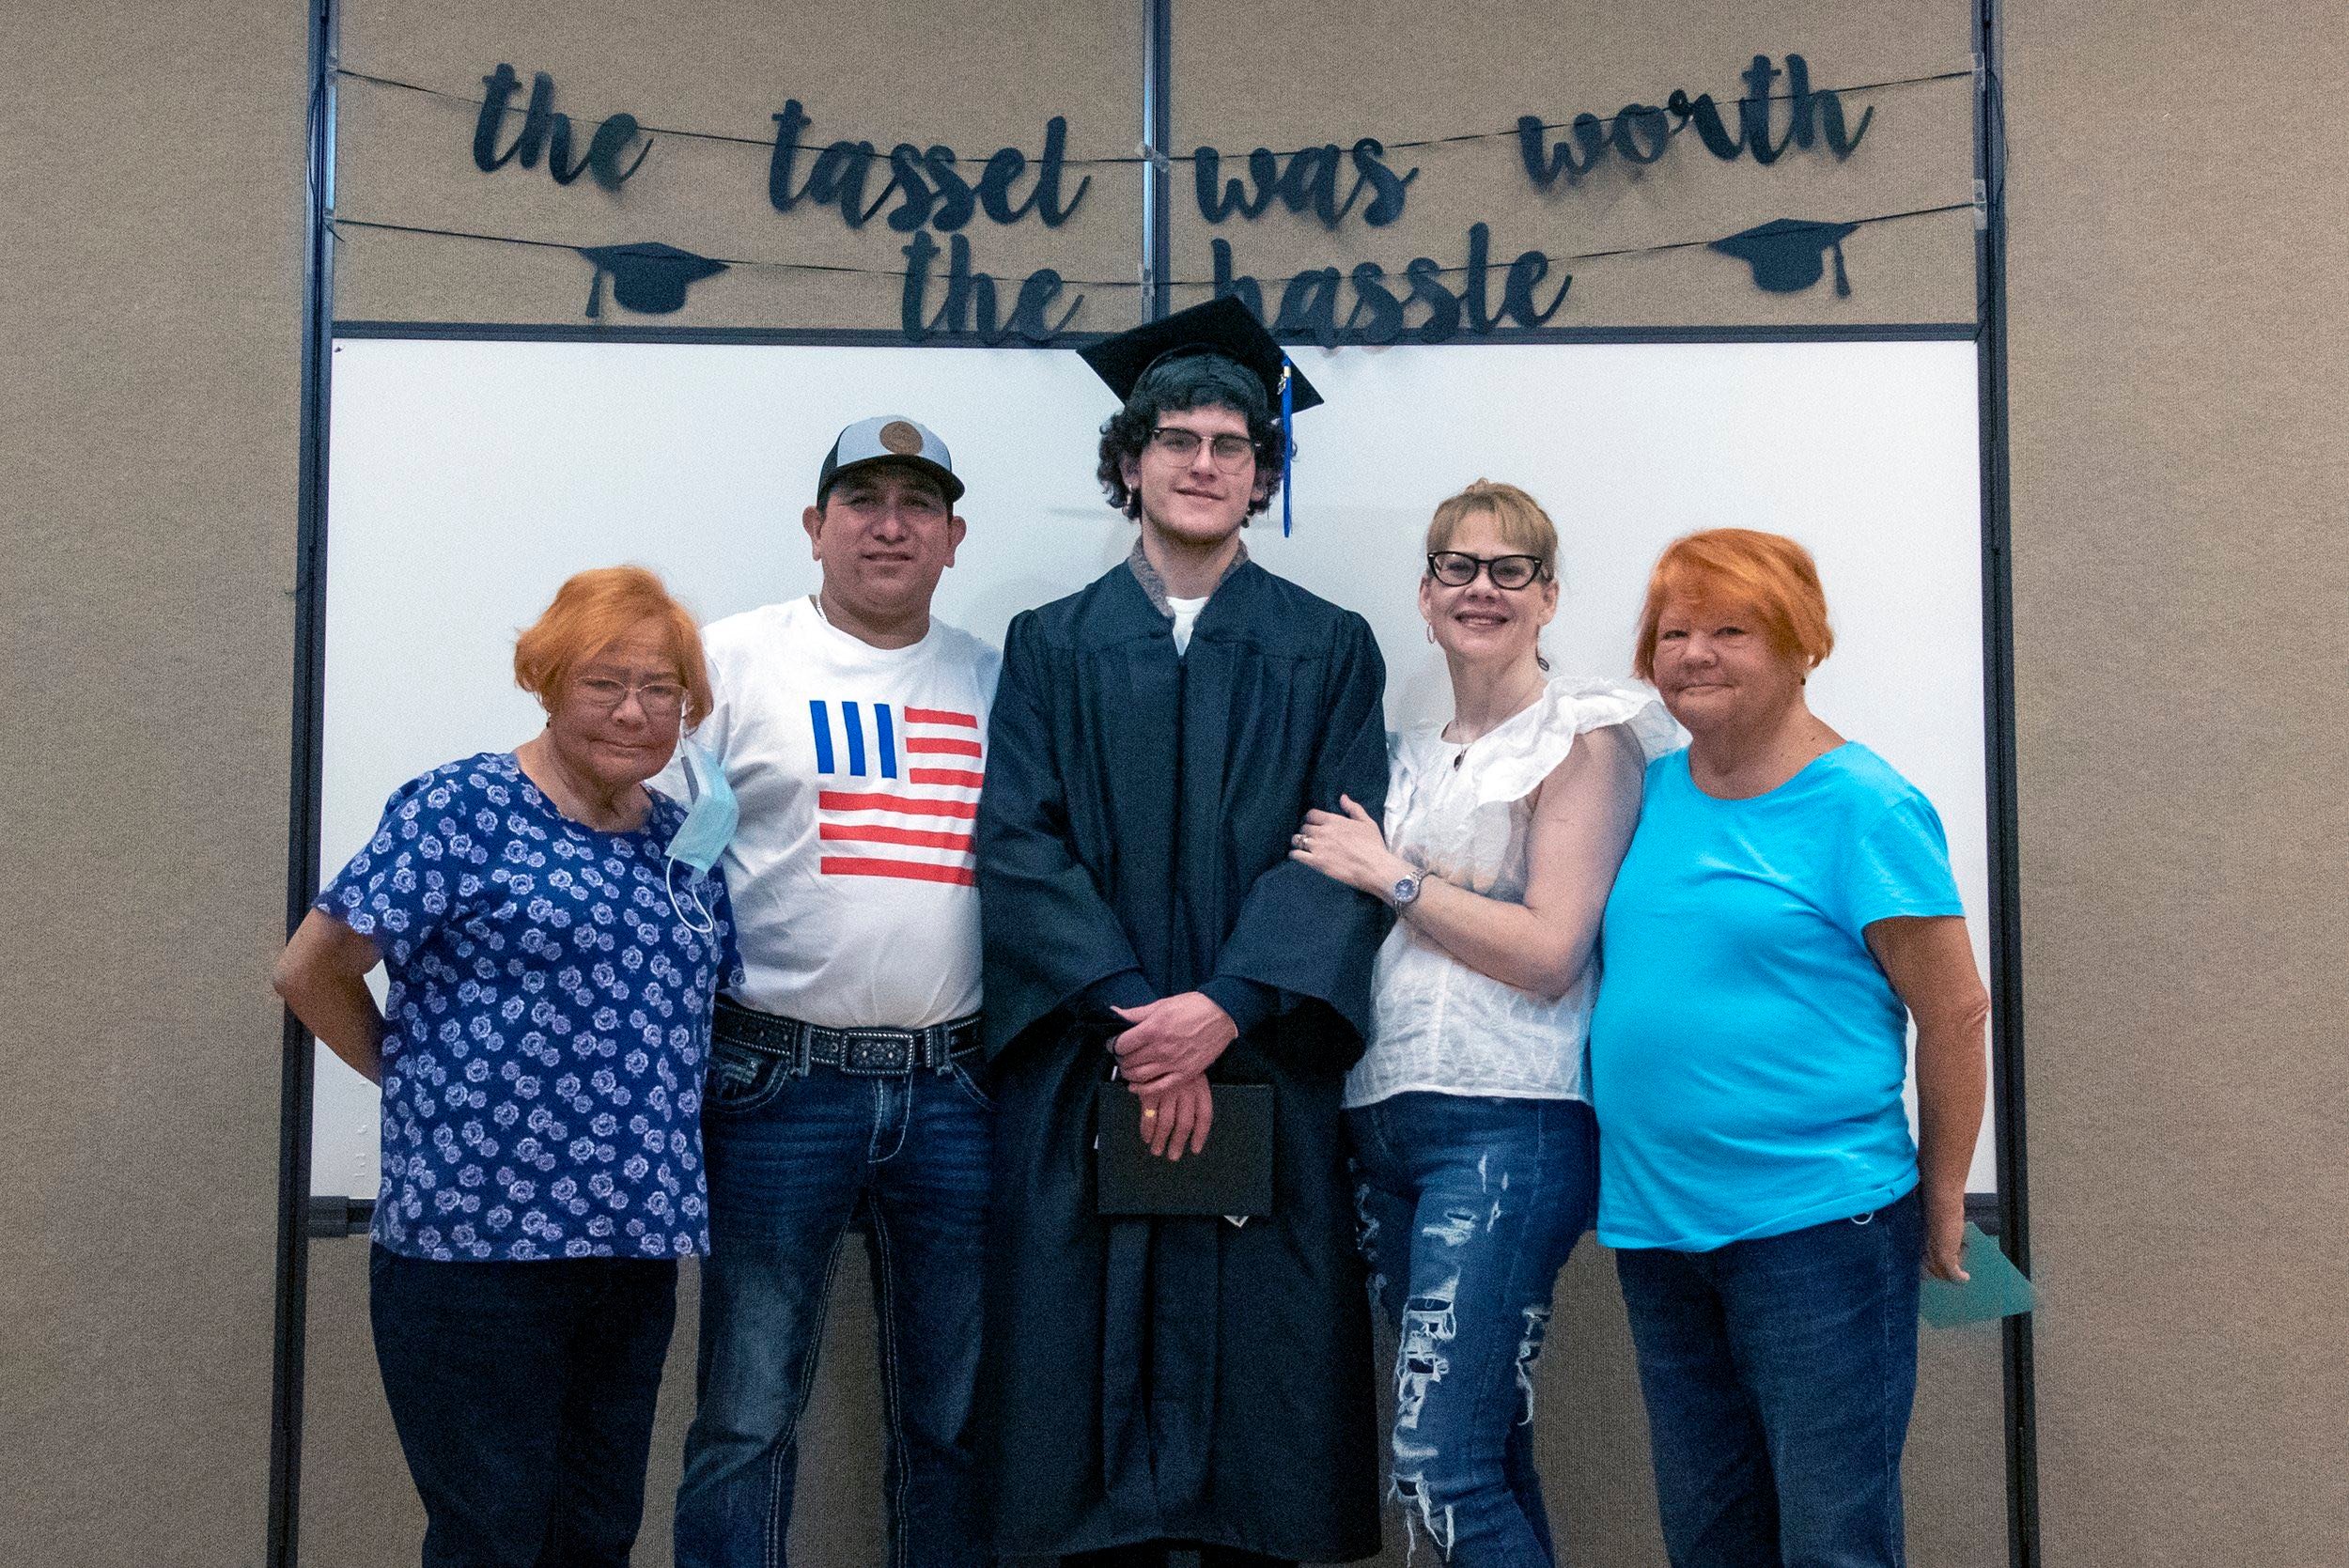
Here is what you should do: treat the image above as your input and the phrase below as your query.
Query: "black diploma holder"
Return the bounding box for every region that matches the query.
[1095,1079,1275,1218]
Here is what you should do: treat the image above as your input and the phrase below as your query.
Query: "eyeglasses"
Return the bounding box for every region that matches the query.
[572,675,687,718]
[1147,427,1259,470]
[1427,551,1548,591]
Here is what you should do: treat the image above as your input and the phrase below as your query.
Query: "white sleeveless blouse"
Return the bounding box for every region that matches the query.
[1343,675,1678,1110]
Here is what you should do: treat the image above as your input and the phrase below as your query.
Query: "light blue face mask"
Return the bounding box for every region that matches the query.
[665,737,739,934]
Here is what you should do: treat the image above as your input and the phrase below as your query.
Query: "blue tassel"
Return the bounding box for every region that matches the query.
[1280,362,1296,537]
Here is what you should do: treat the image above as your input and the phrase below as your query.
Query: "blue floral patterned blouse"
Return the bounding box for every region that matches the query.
[318,752,740,1262]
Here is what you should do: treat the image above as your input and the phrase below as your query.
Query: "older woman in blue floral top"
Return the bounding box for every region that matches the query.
[274,565,739,1568]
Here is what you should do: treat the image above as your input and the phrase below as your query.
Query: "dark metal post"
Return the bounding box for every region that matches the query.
[1139,0,1173,321]
[1971,4,2039,1565]
[269,0,339,1561]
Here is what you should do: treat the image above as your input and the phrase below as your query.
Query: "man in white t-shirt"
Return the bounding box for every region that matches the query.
[674,415,1001,1568]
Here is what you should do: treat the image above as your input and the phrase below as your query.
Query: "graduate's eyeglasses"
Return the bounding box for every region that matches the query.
[572,675,688,718]
[1147,427,1259,470]
[1426,551,1548,590]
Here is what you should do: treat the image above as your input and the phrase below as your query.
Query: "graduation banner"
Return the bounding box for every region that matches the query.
[329,47,1983,340]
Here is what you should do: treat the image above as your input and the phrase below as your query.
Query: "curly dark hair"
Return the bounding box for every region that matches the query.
[1096,351,1290,520]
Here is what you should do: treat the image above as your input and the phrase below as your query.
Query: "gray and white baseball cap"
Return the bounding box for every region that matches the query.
[815,415,964,505]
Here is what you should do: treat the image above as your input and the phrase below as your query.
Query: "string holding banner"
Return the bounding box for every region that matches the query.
[333,200,1977,343]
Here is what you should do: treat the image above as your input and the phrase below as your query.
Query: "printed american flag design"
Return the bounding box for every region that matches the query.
[808,701,983,886]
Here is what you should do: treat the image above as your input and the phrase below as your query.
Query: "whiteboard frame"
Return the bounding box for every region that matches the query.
[286,321,2035,1562]
[269,3,2030,1565]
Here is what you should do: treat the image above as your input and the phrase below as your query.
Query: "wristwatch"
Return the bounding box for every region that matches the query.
[1387,867,1424,909]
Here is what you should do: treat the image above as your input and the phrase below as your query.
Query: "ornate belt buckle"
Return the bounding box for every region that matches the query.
[847,1030,910,1074]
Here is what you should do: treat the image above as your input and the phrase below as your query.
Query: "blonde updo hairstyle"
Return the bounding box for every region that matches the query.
[1423,479,1562,580]
[1423,479,1561,670]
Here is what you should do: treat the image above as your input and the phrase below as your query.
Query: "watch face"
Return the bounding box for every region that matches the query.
[1391,875,1420,906]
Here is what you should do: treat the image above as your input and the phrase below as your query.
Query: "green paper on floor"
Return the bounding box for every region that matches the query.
[1920,1222,2036,1328]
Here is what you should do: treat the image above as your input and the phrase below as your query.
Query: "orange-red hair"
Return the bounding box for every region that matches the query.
[1632,529,1833,681]
[513,566,712,726]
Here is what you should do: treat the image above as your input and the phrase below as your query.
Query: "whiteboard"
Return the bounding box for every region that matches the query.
[318,335,1995,1199]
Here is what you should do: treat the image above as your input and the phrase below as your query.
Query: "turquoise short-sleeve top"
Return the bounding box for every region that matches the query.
[1589,742,1963,1251]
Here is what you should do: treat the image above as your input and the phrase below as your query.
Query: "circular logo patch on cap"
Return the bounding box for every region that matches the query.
[879,420,925,456]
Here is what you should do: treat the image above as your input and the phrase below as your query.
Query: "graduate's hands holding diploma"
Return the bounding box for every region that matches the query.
[1290,796,1411,897]
[1112,992,1238,1092]
[1132,1075,1214,1159]
[1112,994,1236,1159]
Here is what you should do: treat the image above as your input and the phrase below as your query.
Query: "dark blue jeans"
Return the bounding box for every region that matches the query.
[1346,1094,1599,1567]
[674,1044,994,1568]
[1614,1189,1923,1568]
[369,1246,679,1568]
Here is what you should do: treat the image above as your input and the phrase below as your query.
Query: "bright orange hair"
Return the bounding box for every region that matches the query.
[513,566,713,727]
[1631,529,1833,681]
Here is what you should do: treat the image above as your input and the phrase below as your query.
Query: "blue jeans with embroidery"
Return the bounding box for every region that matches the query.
[1346,1093,1599,1566]
[674,1041,995,1568]
[1613,1188,1922,1568]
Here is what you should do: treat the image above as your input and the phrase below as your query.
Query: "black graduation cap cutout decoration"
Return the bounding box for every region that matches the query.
[575,241,728,318]
[1078,295,1324,535]
[1710,218,1858,297]
[1078,294,1324,414]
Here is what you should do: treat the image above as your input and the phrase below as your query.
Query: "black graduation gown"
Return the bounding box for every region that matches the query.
[975,555,1392,1561]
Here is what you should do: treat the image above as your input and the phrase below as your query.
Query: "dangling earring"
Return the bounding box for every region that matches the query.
[1424,622,1436,643]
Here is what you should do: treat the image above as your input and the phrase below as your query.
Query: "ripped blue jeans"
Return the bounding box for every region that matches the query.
[1346,1094,1599,1566]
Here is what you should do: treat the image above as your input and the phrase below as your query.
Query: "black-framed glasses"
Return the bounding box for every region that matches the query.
[1427,551,1548,590]
[1148,427,1259,470]
[572,675,687,718]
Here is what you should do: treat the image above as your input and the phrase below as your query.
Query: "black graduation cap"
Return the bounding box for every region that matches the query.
[575,241,729,318]
[1078,296,1324,535]
[1710,218,1857,297]
[1078,295,1324,415]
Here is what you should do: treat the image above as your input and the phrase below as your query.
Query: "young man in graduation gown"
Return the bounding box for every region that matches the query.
[975,298,1392,1566]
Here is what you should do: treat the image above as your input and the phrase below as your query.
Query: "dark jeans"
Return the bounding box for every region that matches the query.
[1614,1189,1923,1568]
[368,1245,679,1568]
[674,1043,994,1568]
[1347,1094,1600,1567]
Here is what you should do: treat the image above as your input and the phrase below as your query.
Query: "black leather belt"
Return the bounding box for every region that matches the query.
[713,996,982,1075]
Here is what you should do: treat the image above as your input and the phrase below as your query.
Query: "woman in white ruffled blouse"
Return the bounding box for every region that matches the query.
[1292,480,1674,1566]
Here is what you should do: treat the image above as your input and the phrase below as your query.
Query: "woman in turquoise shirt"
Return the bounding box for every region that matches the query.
[1589,528,1989,1568]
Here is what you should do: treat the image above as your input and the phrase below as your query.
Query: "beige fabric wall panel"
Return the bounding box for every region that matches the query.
[303,1240,2001,1565]
[1,0,2021,1561]
[333,0,1143,332]
[1167,0,1978,325]
[1,1,310,1563]
[2003,0,2349,1563]
[299,1244,430,1565]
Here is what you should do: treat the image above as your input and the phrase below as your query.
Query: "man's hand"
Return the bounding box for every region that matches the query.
[1134,1075,1214,1160]
[1112,991,1238,1092]
[1923,1187,1971,1283]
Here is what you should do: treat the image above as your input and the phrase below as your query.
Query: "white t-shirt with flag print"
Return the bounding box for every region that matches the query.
[682,597,1001,1029]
